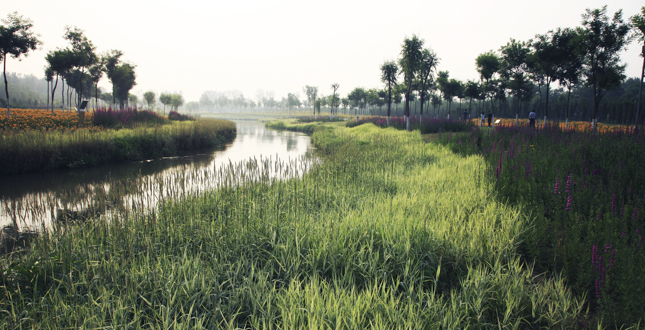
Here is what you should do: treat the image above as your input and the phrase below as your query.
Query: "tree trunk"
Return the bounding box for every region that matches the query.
[635,44,645,129]
[51,75,59,113]
[3,53,10,116]
[61,79,65,111]
[544,78,550,126]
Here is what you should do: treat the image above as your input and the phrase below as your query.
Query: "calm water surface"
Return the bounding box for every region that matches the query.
[0,120,315,230]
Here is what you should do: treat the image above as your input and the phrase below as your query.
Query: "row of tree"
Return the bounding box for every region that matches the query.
[0,12,137,116]
[374,6,644,130]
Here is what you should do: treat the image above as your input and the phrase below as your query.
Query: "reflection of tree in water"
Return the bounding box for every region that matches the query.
[0,152,216,200]
[286,135,298,152]
[1,151,218,227]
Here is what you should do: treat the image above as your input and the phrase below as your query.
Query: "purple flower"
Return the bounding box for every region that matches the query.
[566,195,572,211]
[554,177,560,194]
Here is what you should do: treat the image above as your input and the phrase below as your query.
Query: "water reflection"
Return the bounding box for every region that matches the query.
[0,120,315,230]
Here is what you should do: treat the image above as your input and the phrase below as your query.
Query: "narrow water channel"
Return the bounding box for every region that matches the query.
[0,120,315,230]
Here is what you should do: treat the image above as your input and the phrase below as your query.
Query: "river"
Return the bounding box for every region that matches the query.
[0,120,315,231]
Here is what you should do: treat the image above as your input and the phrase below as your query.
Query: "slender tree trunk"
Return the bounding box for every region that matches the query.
[387,85,392,126]
[544,79,551,126]
[3,53,10,116]
[51,75,59,113]
[636,44,645,129]
[47,79,50,114]
[61,79,65,111]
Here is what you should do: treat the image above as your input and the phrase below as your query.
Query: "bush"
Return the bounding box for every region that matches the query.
[92,107,168,128]
[168,111,195,121]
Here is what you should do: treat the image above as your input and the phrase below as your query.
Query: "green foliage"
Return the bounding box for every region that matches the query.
[581,6,632,120]
[399,35,424,118]
[0,124,585,328]
[380,60,398,117]
[0,12,42,115]
[632,6,645,43]
[0,119,236,174]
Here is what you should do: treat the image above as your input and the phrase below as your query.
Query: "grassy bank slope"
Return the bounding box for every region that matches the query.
[0,124,584,328]
[0,119,236,175]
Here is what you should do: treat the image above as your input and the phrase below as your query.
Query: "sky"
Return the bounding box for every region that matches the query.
[3,0,644,103]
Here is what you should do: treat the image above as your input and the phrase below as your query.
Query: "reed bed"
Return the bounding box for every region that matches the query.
[0,119,236,175]
[0,123,586,328]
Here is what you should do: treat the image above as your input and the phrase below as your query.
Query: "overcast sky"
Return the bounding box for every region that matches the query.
[4,0,644,103]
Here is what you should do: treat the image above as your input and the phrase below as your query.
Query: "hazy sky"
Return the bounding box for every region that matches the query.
[4,0,644,103]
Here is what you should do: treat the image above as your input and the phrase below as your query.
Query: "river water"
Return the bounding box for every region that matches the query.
[0,120,315,231]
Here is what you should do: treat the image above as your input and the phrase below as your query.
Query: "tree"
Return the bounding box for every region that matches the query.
[631,6,645,128]
[464,80,480,117]
[476,51,500,122]
[144,91,156,110]
[159,93,172,113]
[399,35,424,131]
[437,71,461,118]
[431,94,441,117]
[64,26,97,110]
[499,38,531,125]
[532,29,574,124]
[45,67,53,113]
[330,83,339,118]
[341,98,349,115]
[104,49,123,106]
[88,55,105,110]
[581,6,632,130]
[111,63,136,109]
[198,93,212,110]
[0,12,41,116]
[347,87,366,119]
[303,85,318,117]
[380,60,398,125]
[45,49,74,113]
[417,48,439,119]
[287,92,300,117]
[170,93,183,110]
[552,28,585,129]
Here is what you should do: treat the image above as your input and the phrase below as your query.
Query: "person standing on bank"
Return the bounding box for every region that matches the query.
[529,109,536,128]
[487,111,492,127]
[481,112,485,126]
[463,109,469,121]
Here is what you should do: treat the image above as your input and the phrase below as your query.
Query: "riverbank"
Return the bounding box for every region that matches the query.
[0,118,236,175]
[1,122,588,328]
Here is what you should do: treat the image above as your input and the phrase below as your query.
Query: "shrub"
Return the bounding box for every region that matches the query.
[92,107,168,128]
[168,111,195,121]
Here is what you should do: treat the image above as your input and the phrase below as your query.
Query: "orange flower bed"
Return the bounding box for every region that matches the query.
[0,109,95,131]
[470,118,634,134]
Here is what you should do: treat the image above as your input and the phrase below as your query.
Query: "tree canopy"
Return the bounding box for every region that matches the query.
[0,12,41,115]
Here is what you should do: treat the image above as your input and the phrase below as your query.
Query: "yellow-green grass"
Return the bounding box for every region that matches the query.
[0,119,236,175]
[0,123,590,328]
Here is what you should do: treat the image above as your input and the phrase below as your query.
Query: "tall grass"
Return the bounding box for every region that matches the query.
[0,124,586,328]
[435,123,645,326]
[0,119,236,175]
[347,116,476,134]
